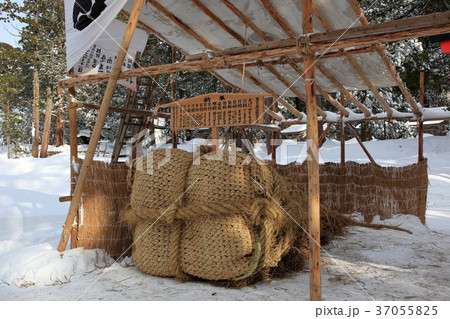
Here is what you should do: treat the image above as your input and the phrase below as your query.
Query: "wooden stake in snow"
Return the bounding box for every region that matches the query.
[418,71,425,162]
[57,0,146,252]
[40,87,53,158]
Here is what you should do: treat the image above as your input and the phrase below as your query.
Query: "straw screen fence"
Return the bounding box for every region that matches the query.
[72,158,428,257]
[274,160,428,223]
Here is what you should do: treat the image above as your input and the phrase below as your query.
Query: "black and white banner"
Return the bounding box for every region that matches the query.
[73,19,148,90]
[64,0,149,90]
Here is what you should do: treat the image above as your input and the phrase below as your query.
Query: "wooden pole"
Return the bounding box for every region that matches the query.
[420,71,425,107]
[211,127,219,151]
[318,122,332,147]
[418,71,425,162]
[55,86,64,147]
[171,46,178,149]
[418,120,424,162]
[340,97,346,165]
[67,69,78,249]
[72,101,170,118]
[40,86,53,158]
[303,0,321,301]
[57,0,146,252]
[347,123,376,165]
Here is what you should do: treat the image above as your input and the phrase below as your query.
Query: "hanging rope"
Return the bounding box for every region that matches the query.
[240,26,248,92]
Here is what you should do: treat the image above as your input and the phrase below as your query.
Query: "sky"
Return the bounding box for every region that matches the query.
[0,0,24,47]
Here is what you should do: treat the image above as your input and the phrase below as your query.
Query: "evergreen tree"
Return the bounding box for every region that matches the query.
[0,43,27,157]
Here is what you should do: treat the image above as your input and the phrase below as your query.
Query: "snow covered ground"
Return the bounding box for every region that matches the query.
[0,135,449,302]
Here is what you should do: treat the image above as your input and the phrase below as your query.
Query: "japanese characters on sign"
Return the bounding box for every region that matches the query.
[169,94,270,130]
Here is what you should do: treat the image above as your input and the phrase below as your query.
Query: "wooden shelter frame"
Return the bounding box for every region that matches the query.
[57,0,450,301]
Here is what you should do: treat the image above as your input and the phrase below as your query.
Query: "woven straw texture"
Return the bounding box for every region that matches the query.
[74,159,132,258]
[275,160,428,223]
[124,148,344,284]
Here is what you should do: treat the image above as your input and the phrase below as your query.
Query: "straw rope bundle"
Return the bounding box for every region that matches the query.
[123,148,345,285]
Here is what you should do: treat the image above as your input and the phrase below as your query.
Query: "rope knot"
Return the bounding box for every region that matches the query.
[201,52,212,69]
[297,35,314,57]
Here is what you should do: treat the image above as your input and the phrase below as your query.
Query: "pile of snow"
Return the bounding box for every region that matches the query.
[0,246,112,287]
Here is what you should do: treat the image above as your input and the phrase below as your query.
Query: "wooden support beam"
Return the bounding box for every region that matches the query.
[303,0,321,302]
[279,112,418,126]
[262,106,282,122]
[72,101,170,118]
[59,195,72,203]
[123,8,235,96]
[288,62,349,116]
[190,0,245,45]
[59,11,450,91]
[249,124,281,133]
[310,5,391,117]
[235,67,304,120]
[347,123,376,165]
[221,0,270,41]
[378,51,421,115]
[315,61,372,117]
[307,5,372,119]
[240,127,256,156]
[191,1,306,122]
[311,2,333,32]
[260,0,297,37]
[67,69,78,250]
[346,54,393,116]
[147,0,217,50]
[184,10,450,60]
[155,78,173,109]
[264,64,327,119]
[348,0,421,115]
[57,0,146,252]
[318,122,332,146]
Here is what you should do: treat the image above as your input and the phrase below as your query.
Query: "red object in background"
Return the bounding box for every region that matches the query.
[441,41,450,54]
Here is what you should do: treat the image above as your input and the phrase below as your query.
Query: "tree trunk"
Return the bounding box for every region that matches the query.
[6,97,11,159]
[360,121,371,141]
[40,86,53,158]
[55,86,64,146]
[31,68,40,157]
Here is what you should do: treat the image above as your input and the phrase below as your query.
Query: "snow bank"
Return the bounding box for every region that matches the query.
[0,245,113,287]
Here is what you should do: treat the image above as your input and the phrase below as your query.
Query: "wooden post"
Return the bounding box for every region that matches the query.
[57,0,146,252]
[418,120,424,162]
[340,115,345,165]
[418,71,425,162]
[55,86,64,147]
[264,96,274,156]
[171,46,178,149]
[40,87,53,158]
[303,0,321,301]
[318,122,332,147]
[68,69,78,249]
[211,127,219,151]
[420,71,425,107]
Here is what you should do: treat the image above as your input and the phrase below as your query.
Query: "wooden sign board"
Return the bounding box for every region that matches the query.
[166,93,271,130]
